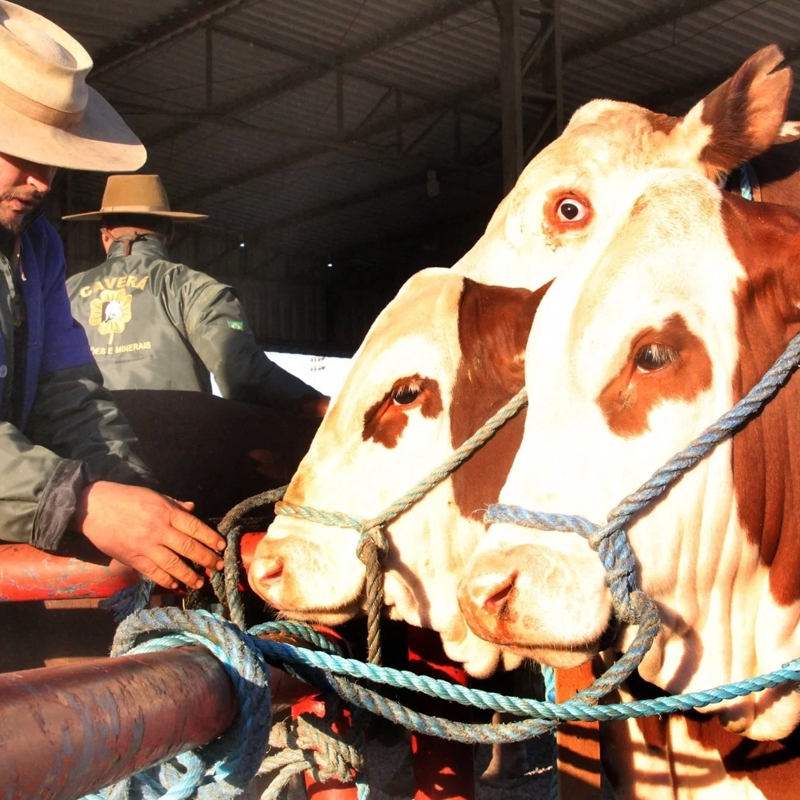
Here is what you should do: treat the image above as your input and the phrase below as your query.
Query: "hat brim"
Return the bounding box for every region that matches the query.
[0,85,146,172]
[62,208,208,222]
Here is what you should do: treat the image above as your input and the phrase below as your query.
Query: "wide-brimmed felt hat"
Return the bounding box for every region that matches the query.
[63,174,208,222]
[0,1,145,171]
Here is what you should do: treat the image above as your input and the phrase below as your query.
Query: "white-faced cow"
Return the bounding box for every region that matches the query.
[250,45,799,679]
[454,46,798,291]
[249,269,542,678]
[458,169,800,795]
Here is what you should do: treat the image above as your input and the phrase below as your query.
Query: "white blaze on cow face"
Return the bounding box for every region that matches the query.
[461,169,800,739]
[249,269,542,677]
[454,46,794,292]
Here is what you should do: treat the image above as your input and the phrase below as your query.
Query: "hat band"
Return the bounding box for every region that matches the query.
[0,79,84,130]
[100,205,172,214]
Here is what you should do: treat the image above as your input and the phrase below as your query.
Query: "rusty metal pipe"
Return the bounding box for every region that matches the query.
[0,646,238,800]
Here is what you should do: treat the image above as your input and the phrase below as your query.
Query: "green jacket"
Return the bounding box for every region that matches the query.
[0,217,150,551]
[67,237,318,407]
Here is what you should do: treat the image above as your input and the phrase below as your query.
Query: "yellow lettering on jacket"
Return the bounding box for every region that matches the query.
[78,275,149,297]
[111,341,152,354]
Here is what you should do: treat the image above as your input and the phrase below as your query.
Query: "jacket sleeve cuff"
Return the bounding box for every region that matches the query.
[31,459,89,552]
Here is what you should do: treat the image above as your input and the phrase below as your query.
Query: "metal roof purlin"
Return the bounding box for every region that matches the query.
[208,23,500,125]
[92,0,256,77]
[145,0,489,149]
[645,39,800,110]
[176,0,746,209]
[563,0,729,63]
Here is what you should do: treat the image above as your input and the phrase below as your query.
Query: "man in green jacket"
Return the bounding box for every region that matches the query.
[66,174,326,413]
[0,2,226,592]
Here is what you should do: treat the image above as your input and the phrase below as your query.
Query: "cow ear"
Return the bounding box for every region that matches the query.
[457,278,548,392]
[677,45,793,177]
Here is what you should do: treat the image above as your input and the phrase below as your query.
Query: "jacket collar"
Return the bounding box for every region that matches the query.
[107,234,170,261]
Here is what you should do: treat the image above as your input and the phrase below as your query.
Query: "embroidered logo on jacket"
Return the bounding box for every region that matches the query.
[89,288,132,346]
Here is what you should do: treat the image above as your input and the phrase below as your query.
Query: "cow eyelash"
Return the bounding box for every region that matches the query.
[635,343,678,372]
[391,382,422,406]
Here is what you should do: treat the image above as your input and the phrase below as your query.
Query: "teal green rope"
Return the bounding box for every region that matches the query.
[275,388,529,664]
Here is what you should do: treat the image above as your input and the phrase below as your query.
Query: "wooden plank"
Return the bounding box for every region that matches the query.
[555,663,602,799]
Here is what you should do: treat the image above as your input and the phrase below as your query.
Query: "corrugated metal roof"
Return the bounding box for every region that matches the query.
[25,0,800,264]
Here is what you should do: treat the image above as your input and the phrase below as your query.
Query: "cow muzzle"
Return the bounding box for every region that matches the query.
[457,539,612,668]
[247,523,366,622]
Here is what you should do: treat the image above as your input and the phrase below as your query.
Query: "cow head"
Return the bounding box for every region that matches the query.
[459,168,800,739]
[248,269,545,676]
[456,45,796,291]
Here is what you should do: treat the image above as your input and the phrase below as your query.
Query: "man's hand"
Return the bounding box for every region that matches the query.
[72,481,226,590]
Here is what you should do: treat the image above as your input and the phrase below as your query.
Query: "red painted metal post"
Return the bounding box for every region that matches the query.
[292,693,359,800]
[290,624,359,800]
[407,625,475,800]
[0,646,238,800]
[0,534,265,604]
[555,664,602,799]
[0,543,139,601]
[241,531,262,571]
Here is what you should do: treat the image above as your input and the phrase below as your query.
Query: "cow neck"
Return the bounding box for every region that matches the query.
[450,279,549,520]
[722,194,800,606]
[608,671,800,799]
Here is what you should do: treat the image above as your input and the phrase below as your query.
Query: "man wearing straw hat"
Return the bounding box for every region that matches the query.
[0,2,228,592]
[65,174,323,409]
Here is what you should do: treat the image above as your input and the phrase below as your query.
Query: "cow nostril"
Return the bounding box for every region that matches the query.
[481,574,517,617]
[252,556,284,584]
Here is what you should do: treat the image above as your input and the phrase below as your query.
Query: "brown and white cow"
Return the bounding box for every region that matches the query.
[249,269,542,677]
[458,168,800,752]
[454,46,798,291]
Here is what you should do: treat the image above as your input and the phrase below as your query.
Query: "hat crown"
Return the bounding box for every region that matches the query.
[102,175,172,213]
[0,2,91,117]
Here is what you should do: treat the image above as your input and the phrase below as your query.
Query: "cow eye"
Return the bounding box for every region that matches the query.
[556,197,588,222]
[635,343,677,372]
[391,384,422,406]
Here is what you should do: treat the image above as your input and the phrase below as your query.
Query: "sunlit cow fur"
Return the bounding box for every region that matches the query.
[454,46,798,292]
[249,269,543,677]
[248,47,798,681]
[459,169,800,748]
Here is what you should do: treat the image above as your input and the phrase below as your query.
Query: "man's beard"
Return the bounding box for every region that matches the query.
[0,190,45,239]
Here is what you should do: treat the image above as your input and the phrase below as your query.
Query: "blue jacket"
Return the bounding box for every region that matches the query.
[0,217,149,549]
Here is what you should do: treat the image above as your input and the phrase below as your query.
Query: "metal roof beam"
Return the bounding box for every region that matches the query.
[173,0,739,206]
[563,0,729,63]
[644,40,800,110]
[146,0,489,148]
[92,0,256,77]
[209,23,499,125]
[173,75,498,206]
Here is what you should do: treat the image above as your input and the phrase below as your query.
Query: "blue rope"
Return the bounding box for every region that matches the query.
[487,328,800,620]
[84,611,800,757]
[738,163,754,201]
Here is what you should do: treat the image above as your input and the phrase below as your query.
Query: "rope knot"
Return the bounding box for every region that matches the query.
[356,523,388,563]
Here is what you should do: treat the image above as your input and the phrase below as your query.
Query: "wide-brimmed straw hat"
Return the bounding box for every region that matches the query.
[63,174,208,222]
[0,1,145,171]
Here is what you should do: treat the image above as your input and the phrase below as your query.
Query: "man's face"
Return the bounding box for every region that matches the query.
[0,153,55,238]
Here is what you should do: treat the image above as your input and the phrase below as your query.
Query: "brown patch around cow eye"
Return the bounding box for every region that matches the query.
[544,189,594,235]
[597,314,712,438]
[362,375,442,449]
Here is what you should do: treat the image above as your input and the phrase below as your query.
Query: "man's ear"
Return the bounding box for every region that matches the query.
[675,45,792,177]
[100,227,113,254]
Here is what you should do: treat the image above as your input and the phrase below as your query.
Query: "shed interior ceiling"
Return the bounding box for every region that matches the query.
[23,0,800,272]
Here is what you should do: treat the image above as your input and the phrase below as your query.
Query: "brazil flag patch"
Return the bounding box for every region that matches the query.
[228,320,244,330]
